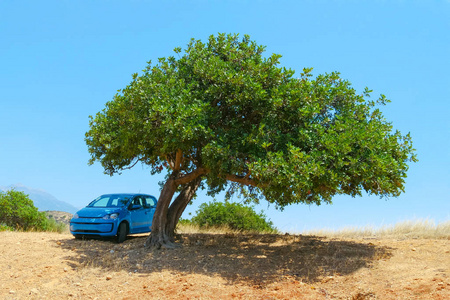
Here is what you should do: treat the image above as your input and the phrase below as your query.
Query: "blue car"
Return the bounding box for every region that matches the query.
[70,193,157,243]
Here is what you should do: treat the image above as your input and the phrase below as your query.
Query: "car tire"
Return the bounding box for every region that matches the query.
[74,234,83,240]
[116,222,128,243]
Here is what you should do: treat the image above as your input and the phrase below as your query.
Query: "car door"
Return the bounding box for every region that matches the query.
[143,195,157,229]
[128,196,152,233]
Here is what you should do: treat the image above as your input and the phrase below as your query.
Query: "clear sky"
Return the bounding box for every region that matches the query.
[1,0,449,232]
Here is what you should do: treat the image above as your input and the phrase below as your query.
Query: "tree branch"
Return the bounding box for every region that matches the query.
[225,173,259,187]
[166,154,174,169]
[120,157,141,171]
[174,149,183,171]
[174,167,208,185]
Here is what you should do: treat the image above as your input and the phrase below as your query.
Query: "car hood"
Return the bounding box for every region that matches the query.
[74,207,123,218]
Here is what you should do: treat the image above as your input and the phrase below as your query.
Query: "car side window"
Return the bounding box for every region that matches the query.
[144,196,156,208]
[131,196,144,209]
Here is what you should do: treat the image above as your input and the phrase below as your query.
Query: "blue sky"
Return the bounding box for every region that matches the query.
[1,0,449,231]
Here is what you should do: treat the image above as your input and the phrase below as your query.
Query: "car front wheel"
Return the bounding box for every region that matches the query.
[116,222,128,243]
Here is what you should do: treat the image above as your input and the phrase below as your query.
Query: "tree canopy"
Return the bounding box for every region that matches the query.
[86,33,417,247]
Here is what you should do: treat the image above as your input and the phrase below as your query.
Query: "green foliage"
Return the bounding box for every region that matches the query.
[86,33,417,209]
[0,224,13,231]
[186,201,277,233]
[0,190,65,232]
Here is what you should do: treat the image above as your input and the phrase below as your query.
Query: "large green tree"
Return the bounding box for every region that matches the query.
[86,33,416,248]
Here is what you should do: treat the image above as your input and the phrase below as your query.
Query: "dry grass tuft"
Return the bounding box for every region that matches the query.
[304,219,450,239]
[176,223,242,235]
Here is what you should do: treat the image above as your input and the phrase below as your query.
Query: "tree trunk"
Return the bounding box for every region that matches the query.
[145,175,178,249]
[165,177,202,240]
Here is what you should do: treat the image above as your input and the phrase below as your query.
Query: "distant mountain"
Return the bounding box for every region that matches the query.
[0,184,79,214]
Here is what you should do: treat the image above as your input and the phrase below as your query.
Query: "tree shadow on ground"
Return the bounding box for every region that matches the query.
[56,233,392,285]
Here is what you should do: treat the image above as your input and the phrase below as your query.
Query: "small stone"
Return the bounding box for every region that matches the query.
[322,276,334,283]
[110,250,115,254]
[9,290,15,294]
[30,288,39,294]
[106,275,113,280]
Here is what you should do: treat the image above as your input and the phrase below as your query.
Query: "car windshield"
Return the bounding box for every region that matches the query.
[87,194,131,208]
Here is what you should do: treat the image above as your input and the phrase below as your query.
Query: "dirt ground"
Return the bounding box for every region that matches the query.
[0,231,448,299]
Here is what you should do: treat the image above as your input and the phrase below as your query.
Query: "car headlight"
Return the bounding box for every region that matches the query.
[103,213,119,220]
[73,213,79,219]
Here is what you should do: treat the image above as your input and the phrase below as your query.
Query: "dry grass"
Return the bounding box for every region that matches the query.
[304,219,450,240]
[176,223,243,235]
[177,223,278,235]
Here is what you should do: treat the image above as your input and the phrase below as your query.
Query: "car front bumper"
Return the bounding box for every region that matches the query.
[70,218,119,237]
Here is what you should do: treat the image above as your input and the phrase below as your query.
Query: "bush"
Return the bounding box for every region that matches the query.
[186,201,277,233]
[0,223,13,231]
[0,189,65,232]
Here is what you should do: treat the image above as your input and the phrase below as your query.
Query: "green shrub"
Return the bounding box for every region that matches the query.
[187,201,277,233]
[0,223,13,231]
[0,189,65,232]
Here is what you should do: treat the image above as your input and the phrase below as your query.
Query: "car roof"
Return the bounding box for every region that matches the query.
[100,193,156,198]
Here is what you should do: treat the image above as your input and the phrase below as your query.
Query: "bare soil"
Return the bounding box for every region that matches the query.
[0,231,448,299]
